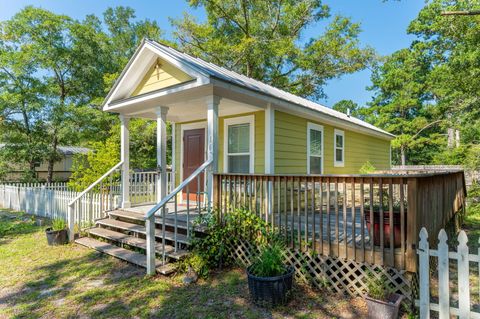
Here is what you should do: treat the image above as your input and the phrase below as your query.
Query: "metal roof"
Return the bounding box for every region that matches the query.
[0,144,90,155]
[146,39,394,138]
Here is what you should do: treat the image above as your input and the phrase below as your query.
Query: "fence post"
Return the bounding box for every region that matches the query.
[457,230,470,319]
[437,229,449,319]
[419,227,430,319]
[68,204,75,242]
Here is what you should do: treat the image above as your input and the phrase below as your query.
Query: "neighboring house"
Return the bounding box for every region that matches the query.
[0,144,90,181]
[103,39,394,205]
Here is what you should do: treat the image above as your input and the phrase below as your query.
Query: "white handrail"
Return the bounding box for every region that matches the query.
[145,159,212,219]
[68,161,124,207]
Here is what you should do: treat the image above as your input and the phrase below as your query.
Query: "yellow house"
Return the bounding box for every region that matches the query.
[102,38,393,208]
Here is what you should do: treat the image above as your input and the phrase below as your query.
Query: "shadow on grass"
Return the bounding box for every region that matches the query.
[0,211,42,245]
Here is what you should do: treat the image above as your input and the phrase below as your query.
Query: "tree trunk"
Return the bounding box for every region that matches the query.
[400,145,406,166]
[47,135,58,183]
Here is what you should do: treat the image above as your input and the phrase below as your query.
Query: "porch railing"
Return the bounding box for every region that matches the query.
[67,161,123,241]
[129,170,175,206]
[213,171,466,272]
[143,159,212,275]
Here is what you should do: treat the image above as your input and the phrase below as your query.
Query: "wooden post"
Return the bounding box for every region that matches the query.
[437,229,449,319]
[68,204,75,242]
[146,214,156,275]
[406,177,419,272]
[457,230,470,319]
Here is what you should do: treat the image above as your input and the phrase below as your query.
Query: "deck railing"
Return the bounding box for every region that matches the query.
[129,170,175,206]
[213,171,466,272]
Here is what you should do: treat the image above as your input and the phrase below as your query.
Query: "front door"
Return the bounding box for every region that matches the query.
[183,128,205,201]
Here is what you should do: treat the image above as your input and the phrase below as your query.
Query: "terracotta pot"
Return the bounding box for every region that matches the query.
[364,210,406,248]
[365,293,404,319]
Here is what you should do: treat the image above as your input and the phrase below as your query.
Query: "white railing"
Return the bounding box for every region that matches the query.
[0,183,120,223]
[144,159,212,275]
[68,161,124,241]
[129,171,175,206]
[417,227,480,319]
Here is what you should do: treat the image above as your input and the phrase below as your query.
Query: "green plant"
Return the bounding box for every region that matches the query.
[250,241,286,277]
[51,219,66,231]
[359,161,376,174]
[178,252,209,278]
[187,208,272,276]
[366,272,392,301]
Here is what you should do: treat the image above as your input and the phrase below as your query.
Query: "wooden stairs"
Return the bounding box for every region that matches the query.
[75,209,200,275]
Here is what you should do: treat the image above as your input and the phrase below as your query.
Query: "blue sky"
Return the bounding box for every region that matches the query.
[0,0,424,108]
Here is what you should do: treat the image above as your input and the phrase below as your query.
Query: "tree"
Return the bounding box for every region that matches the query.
[172,0,374,100]
[365,47,442,165]
[332,99,364,120]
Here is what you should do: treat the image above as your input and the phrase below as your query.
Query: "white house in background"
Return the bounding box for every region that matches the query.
[0,144,90,181]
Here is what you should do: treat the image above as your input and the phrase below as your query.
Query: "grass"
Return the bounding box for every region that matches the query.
[0,209,368,319]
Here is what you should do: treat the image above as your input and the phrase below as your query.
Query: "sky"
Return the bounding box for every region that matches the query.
[0,0,425,108]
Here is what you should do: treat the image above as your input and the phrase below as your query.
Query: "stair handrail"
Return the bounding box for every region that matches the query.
[144,158,212,219]
[144,158,212,275]
[68,160,124,241]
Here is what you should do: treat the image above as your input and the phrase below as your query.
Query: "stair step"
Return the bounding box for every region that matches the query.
[157,263,177,276]
[109,209,207,233]
[75,237,168,271]
[87,227,188,260]
[96,218,190,244]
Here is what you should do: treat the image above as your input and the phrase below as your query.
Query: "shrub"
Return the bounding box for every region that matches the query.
[51,218,66,231]
[250,240,286,277]
[366,272,391,301]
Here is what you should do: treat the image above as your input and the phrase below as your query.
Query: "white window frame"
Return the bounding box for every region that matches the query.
[307,123,324,174]
[224,115,255,174]
[334,129,345,167]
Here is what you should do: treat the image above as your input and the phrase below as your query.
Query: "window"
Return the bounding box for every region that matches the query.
[334,129,345,167]
[307,123,323,174]
[224,116,254,173]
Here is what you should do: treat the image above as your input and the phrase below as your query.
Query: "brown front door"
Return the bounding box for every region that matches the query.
[183,128,205,201]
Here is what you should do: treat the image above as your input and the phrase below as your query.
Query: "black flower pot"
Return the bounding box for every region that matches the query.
[45,228,68,246]
[247,265,294,307]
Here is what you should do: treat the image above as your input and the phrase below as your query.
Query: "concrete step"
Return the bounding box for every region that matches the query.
[75,237,176,275]
[96,218,190,244]
[88,227,188,260]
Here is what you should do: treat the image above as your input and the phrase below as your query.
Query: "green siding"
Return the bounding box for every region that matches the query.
[174,111,265,184]
[274,110,391,174]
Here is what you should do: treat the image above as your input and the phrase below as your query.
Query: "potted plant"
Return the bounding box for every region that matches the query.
[45,218,68,245]
[246,241,294,307]
[364,273,404,319]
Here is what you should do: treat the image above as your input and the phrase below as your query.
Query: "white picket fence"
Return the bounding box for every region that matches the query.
[417,227,480,319]
[0,183,120,223]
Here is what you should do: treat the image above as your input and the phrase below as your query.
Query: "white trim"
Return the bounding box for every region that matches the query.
[265,104,275,174]
[334,129,345,168]
[223,115,255,174]
[180,121,207,184]
[307,122,324,174]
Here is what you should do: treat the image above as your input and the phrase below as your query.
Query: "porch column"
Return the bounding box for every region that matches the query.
[120,115,130,208]
[265,103,275,217]
[156,106,169,202]
[206,96,220,209]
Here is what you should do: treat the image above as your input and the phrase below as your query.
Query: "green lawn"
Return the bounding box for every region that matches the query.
[0,210,368,319]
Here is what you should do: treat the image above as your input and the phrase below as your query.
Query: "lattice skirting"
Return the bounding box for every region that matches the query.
[228,240,418,302]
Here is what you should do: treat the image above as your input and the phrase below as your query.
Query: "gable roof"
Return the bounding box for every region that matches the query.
[105,38,394,139]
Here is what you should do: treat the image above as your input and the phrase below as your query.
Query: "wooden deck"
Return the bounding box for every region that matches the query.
[213,171,467,272]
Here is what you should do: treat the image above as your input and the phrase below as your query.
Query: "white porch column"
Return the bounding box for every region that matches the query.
[120,114,130,208]
[156,106,169,202]
[206,96,220,208]
[265,103,275,217]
